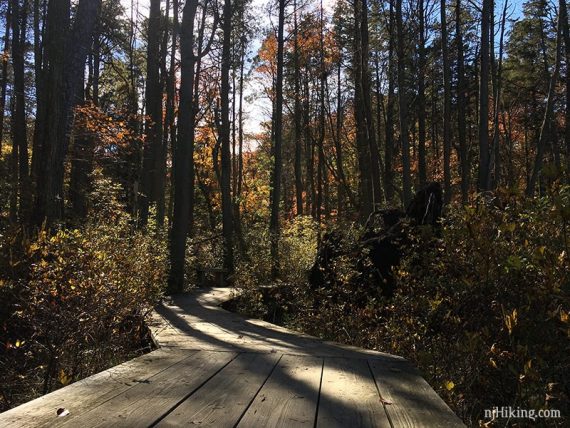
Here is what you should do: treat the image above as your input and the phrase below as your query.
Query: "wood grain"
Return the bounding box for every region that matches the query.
[237,354,323,427]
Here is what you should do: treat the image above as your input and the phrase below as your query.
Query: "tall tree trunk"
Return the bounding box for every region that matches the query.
[139,0,162,228]
[491,0,507,189]
[361,0,383,207]
[354,0,373,222]
[396,0,411,206]
[31,0,46,185]
[293,0,303,216]
[561,0,570,182]
[385,0,395,203]
[11,0,31,221]
[168,0,198,292]
[527,1,563,196]
[456,0,468,203]
[0,2,11,156]
[221,0,234,274]
[166,0,179,225]
[478,0,491,192]
[417,0,427,186]
[34,0,102,227]
[441,0,452,202]
[270,0,285,279]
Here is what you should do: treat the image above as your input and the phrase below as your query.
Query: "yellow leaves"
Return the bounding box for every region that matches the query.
[59,369,71,386]
[561,310,569,323]
[489,358,498,369]
[503,308,518,335]
[444,380,455,391]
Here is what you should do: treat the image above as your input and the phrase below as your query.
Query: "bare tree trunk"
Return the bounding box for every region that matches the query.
[478,0,491,192]
[441,0,452,202]
[527,0,563,196]
[561,0,570,182]
[270,0,285,279]
[417,0,427,186]
[396,0,411,206]
[385,0,395,203]
[456,0,469,203]
[11,0,31,221]
[34,0,102,227]
[354,0,373,222]
[0,2,11,156]
[361,0,383,207]
[293,0,303,216]
[491,0,507,189]
[220,0,234,274]
[168,0,198,292]
[139,0,162,228]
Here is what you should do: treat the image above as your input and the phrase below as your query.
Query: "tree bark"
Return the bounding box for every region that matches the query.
[168,0,198,292]
[441,0,452,203]
[0,2,11,156]
[455,0,468,203]
[34,0,102,227]
[270,0,285,279]
[478,0,491,192]
[139,0,163,227]
[220,0,234,274]
[527,0,563,196]
[396,0,411,206]
[417,0,427,186]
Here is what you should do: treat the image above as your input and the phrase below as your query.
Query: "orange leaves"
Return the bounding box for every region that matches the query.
[73,103,137,153]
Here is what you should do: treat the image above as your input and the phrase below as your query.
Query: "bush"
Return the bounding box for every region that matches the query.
[0,181,167,411]
[232,188,569,427]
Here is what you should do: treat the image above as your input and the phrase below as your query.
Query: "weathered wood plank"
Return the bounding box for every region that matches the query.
[59,350,237,428]
[0,348,190,428]
[368,359,465,427]
[316,357,390,428]
[156,352,280,427]
[237,354,322,427]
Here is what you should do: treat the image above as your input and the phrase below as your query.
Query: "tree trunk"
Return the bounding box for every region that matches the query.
[139,0,163,228]
[385,0,395,203]
[527,0,563,196]
[360,0,383,207]
[478,0,491,192]
[293,0,303,216]
[270,0,285,279]
[561,0,570,183]
[396,0,411,206]
[11,0,31,222]
[354,0,373,222]
[417,0,427,186]
[220,0,234,274]
[456,0,468,203]
[0,2,11,156]
[34,0,102,227]
[168,0,198,292]
[441,0,452,203]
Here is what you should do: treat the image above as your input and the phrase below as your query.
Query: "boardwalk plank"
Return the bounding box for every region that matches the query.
[316,357,390,428]
[237,355,322,427]
[0,348,189,428]
[369,359,465,427]
[156,352,280,427]
[59,350,237,428]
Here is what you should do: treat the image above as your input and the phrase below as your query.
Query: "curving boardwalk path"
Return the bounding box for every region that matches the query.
[0,287,464,427]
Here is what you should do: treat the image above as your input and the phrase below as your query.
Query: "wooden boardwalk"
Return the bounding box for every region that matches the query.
[0,287,464,427]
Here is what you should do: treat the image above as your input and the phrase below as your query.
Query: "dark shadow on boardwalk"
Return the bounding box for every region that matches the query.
[0,287,465,427]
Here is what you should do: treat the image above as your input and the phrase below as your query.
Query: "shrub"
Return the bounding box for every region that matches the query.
[0,180,167,410]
